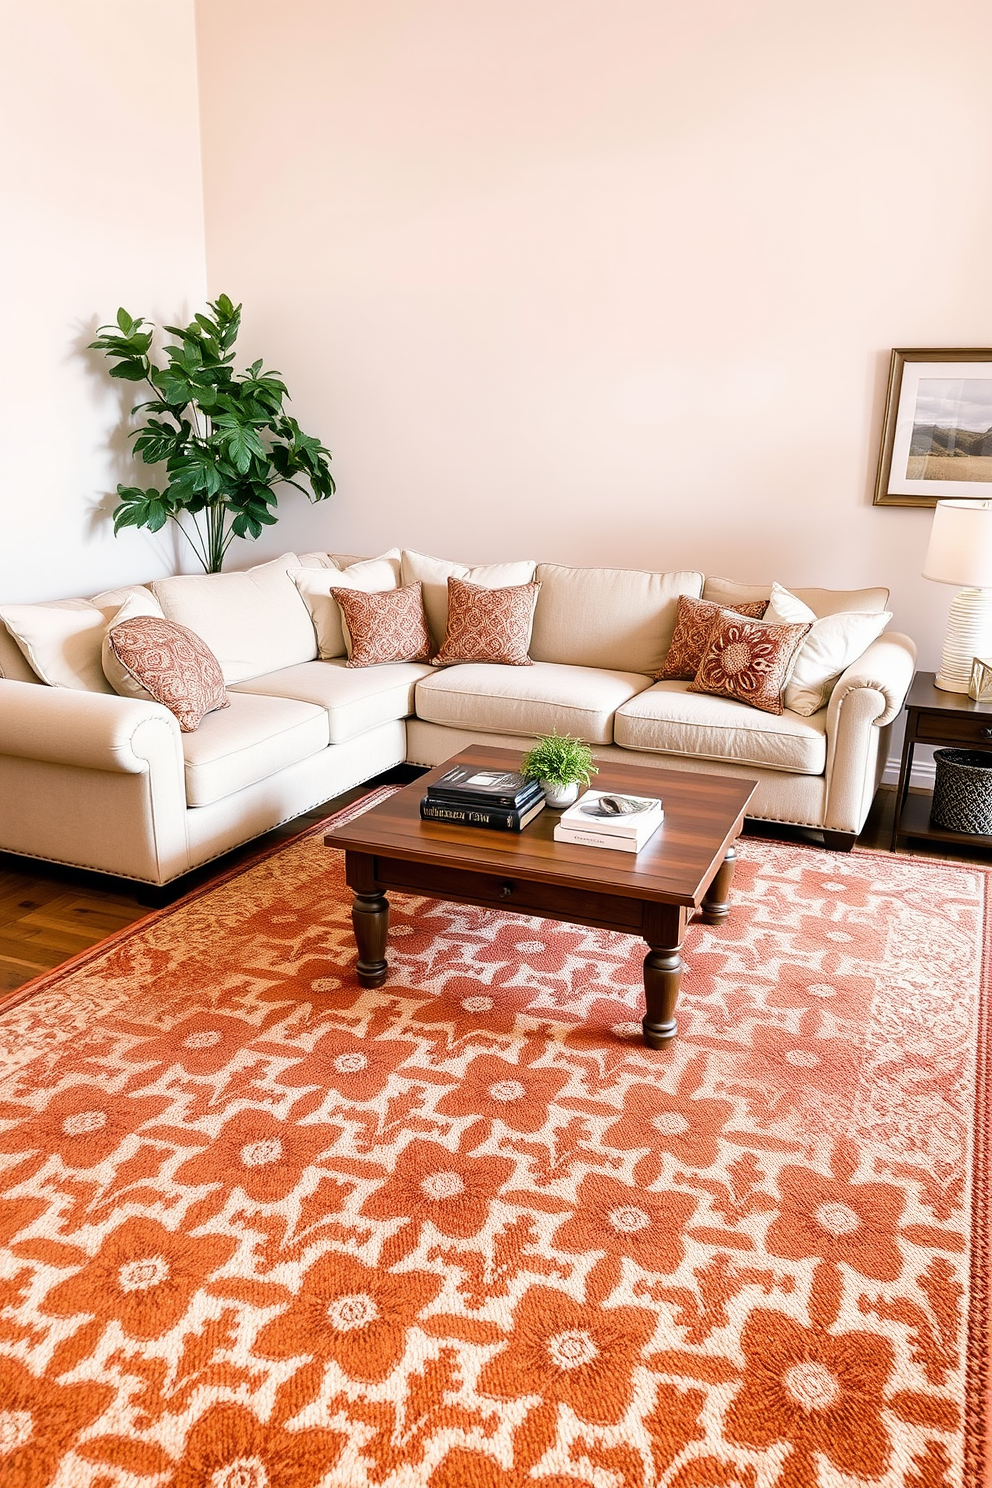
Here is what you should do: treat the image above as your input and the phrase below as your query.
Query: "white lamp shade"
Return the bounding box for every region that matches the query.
[923,499,992,587]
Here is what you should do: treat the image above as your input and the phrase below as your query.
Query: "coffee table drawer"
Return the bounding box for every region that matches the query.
[377,857,645,931]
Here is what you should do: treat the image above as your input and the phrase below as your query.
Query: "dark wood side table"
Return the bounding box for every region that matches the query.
[890,670,992,851]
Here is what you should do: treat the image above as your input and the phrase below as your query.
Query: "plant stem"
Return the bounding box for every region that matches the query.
[206,503,223,573]
[173,515,209,572]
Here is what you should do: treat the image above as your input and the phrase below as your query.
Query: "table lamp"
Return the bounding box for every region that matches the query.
[923,498,992,692]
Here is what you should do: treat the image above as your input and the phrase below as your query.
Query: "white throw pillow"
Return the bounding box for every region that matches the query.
[0,598,114,692]
[764,581,817,626]
[90,584,164,623]
[292,554,402,658]
[400,550,537,649]
[766,582,892,715]
[151,553,316,684]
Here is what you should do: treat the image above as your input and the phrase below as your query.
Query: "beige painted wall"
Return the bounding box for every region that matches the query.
[0,0,207,603]
[196,0,992,671]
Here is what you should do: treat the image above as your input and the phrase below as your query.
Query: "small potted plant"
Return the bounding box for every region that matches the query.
[521,730,598,809]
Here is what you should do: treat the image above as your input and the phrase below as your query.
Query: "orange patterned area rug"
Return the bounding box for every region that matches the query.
[0,800,988,1488]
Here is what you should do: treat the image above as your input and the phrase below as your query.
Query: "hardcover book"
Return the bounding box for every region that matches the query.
[553,816,662,853]
[558,789,663,838]
[426,765,539,809]
[420,795,547,832]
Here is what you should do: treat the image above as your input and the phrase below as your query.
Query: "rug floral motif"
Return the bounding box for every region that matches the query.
[0,802,987,1488]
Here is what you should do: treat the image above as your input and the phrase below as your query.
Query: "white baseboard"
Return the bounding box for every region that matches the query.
[881,755,936,789]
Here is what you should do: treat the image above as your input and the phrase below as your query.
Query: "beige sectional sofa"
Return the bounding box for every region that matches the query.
[0,550,916,886]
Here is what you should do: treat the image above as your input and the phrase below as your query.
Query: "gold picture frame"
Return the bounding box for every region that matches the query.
[968,656,992,702]
[873,348,992,508]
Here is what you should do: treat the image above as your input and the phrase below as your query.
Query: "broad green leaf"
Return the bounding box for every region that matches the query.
[156,372,194,405]
[109,362,148,381]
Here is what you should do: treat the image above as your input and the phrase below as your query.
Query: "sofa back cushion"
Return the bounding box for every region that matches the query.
[0,583,163,687]
[529,564,704,675]
[152,554,316,684]
[0,622,41,682]
[702,575,890,617]
[0,598,115,692]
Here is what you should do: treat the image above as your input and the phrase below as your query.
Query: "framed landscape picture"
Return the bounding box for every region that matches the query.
[873,348,992,507]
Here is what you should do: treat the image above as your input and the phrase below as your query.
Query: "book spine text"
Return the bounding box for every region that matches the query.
[421,802,526,830]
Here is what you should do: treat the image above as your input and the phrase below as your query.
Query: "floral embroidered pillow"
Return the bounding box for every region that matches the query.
[657,594,769,681]
[431,578,541,667]
[689,612,810,715]
[102,615,229,731]
[328,582,431,667]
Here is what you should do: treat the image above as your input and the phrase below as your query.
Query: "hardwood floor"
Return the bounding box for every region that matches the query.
[1,782,989,998]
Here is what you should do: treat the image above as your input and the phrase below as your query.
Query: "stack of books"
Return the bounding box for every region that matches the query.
[553,789,663,853]
[420,765,546,831]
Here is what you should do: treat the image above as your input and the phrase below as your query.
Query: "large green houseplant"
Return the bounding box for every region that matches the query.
[90,295,334,573]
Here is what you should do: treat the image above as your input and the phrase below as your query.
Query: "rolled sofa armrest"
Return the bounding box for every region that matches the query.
[827,632,918,729]
[0,679,183,773]
[822,632,917,836]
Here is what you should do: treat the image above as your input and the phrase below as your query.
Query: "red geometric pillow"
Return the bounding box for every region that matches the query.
[328,582,431,668]
[431,578,541,667]
[103,616,229,732]
[657,595,769,681]
[689,612,811,715]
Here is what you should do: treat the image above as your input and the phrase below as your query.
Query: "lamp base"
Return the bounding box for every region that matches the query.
[934,587,992,692]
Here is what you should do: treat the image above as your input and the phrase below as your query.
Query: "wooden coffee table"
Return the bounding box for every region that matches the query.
[325,745,757,1048]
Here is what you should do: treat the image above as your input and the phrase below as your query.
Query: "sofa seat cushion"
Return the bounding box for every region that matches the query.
[231,659,432,745]
[415,661,652,744]
[615,681,827,775]
[182,693,329,807]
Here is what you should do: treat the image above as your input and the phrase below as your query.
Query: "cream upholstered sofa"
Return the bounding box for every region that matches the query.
[0,550,916,887]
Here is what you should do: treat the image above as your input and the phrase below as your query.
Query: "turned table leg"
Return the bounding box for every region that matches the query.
[352,890,389,987]
[641,903,688,1049]
[699,844,737,924]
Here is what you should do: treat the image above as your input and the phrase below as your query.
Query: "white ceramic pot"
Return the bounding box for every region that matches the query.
[541,779,579,809]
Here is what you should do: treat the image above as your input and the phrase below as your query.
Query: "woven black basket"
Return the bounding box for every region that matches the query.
[931,749,992,835]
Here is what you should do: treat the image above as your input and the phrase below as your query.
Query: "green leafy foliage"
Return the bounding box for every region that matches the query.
[90,295,335,572]
[520,731,598,787]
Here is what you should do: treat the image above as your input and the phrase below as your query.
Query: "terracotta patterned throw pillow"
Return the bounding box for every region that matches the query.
[431,577,541,667]
[103,616,229,731]
[689,612,811,715]
[657,594,769,681]
[328,582,431,667]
